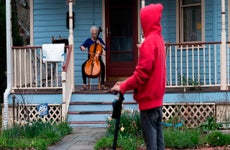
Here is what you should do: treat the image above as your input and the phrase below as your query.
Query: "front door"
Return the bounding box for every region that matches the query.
[105,0,138,81]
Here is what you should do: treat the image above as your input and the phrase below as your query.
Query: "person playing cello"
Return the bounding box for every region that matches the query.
[80,25,108,90]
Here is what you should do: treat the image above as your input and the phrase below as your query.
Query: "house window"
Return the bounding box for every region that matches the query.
[179,0,202,42]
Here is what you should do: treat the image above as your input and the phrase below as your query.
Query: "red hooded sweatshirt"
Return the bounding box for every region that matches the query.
[120,3,166,110]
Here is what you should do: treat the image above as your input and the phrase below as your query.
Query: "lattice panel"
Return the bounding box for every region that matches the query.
[162,103,215,127]
[16,104,62,124]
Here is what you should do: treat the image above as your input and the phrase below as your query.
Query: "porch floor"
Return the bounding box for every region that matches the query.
[12,85,226,94]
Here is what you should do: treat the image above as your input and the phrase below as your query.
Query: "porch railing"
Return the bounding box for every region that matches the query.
[62,44,74,119]
[12,42,230,92]
[12,46,67,90]
[165,42,226,89]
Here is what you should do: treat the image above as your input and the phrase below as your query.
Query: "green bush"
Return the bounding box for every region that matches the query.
[106,110,142,137]
[164,128,200,149]
[94,135,144,150]
[0,120,72,149]
[199,117,223,133]
[206,131,230,146]
[96,110,230,150]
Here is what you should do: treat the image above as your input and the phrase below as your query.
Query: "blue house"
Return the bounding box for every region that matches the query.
[3,0,230,129]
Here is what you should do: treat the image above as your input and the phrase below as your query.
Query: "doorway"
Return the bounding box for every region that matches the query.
[105,0,138,81]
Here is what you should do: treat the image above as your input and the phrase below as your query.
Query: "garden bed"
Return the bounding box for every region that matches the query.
[95,110,230,150]
[0,120,72,149]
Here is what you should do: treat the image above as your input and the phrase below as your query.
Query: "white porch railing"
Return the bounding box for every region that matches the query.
[12,46,67,90]
[12,45,74,119]
[165,42,224,89]
[12,42,230,92]
[62,45,74,119]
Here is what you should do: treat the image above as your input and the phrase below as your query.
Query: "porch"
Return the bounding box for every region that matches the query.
[6,41,230,127]
[11,41,230,92]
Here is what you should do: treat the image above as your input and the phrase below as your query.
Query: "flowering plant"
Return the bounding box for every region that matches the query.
[106,108,142,137]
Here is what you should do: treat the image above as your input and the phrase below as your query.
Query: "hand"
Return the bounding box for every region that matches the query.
[137,43,141,49]
[80,46,85,51]
[96,40,101,45]
[95,53,99,57]
[110,81,124,93]
[110,84,120,93]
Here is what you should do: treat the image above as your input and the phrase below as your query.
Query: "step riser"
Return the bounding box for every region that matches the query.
[68,94,137,127]
[68,104,138,112]
[68,114,111,122]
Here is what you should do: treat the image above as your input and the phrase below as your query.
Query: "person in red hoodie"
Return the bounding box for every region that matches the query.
[111,3,166,150]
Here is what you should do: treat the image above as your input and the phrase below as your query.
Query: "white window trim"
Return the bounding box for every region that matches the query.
[176,0,205,43]
[228,0,230,41]
[30,0,34,45]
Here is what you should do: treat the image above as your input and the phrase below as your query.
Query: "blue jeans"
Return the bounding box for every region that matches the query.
[140,107,164,150]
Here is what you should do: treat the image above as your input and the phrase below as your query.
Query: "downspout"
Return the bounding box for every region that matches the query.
[3,0,12,129]
[220,0,227,90]
[68,1,74,91]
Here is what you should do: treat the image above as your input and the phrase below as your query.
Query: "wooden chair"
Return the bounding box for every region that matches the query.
[87,75,101,90]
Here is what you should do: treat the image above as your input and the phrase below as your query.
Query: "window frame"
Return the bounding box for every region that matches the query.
[177,0,205,43]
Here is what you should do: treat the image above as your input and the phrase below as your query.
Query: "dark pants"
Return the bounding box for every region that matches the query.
[81,58,105,85]
[140,107,164,150]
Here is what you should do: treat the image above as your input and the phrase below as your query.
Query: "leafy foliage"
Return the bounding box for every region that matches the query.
[199,117,223,133]
[206,131,230,146]
[96,109,230,149]
[106,109,142,137]
[164,128,200,149]
[0,120,72,149]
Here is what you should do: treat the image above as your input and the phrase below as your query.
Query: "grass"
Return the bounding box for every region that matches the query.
[0,120,72,149]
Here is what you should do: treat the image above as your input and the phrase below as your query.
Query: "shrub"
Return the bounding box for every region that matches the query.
[106,109,142,137]
[94,135,144,150]
[0,120,72,149]
[206,131,230,146]
[96,109,230,150]
[199,117,223,133]
[164,128,200,149]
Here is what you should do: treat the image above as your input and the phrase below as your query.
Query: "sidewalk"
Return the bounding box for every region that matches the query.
[48,127,106,150]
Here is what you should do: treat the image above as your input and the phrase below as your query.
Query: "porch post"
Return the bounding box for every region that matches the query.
[220,0,227,90]
[68,0,75,91]
[141,0,145,43]
[142,0,145,7]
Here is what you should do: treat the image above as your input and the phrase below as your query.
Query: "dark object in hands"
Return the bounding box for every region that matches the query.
[112,93,124,119]
[112,92,124,150]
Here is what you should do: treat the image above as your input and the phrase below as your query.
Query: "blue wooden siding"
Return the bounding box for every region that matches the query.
[74,0,103,85]
[8,92,230,105]
[33,1,69,45]
[8,94,62,105]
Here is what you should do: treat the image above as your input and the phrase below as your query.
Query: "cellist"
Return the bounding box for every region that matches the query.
[80,26,108,90]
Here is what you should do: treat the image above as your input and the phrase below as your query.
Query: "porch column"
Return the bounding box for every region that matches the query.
[220,0,227,90]
[141,0,145,43]
[142,0,145,7]
[68,0,75,91]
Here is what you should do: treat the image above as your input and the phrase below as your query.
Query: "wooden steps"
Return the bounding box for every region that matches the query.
[67,94,138,127]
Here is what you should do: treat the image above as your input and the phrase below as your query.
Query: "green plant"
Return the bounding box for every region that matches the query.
[94,135,144,150]
[206,131,229,146]
[164,128,200,149]
[0,120,72,149]
[199,117,223,133]
[106,109,142,137]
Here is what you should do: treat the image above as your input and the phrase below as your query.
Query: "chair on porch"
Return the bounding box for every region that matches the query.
[87,75,101,90]
[42,43,65,87]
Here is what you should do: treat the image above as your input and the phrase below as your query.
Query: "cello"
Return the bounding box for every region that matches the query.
[84,27,103,78]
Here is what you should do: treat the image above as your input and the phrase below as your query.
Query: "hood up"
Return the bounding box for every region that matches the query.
[140,3,163,37]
